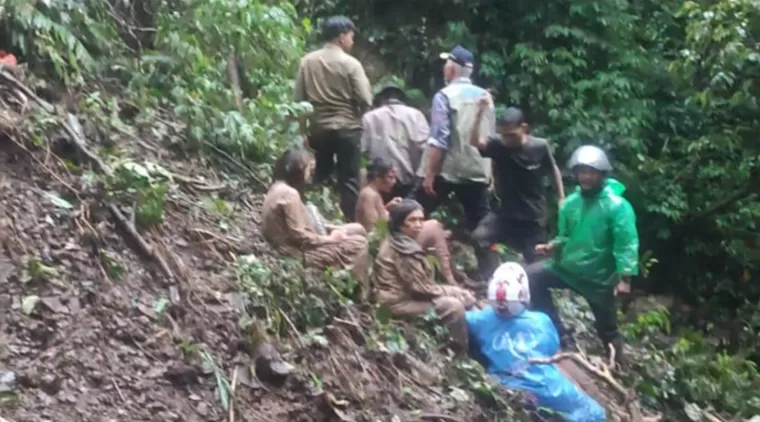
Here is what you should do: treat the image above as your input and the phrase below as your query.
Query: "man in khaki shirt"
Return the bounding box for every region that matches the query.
[294,16,372,221]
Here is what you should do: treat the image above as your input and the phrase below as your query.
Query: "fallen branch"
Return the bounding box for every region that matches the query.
[228,367,238,422]
[168,171,226,191]
[189,227,242,251]
[529,348,654,422]
[418,413,464,422]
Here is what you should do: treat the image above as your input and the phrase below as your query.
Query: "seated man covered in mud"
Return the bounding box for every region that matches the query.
[356,157,459,286]
[262,147,370,296]
[372,199,476,351]
[466,262,606,422]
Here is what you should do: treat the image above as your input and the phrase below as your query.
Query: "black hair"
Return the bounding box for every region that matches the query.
[388,199,424,234]
[496,106,527,127]
[273,147,312,191]
[322,16,356,42]
[372,87,407,108]
[366,157,394,182]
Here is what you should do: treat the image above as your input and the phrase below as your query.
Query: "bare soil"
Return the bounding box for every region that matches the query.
[0,82,493,422]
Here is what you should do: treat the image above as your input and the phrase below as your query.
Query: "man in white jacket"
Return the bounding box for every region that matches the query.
[360,84,430,200]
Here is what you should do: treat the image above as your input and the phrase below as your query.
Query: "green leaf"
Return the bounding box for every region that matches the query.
[375,305,392,326]
[153,297,169,315]
[44,192,73,209]
[21,295,40,315]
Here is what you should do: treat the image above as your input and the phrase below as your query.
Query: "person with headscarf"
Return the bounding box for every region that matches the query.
[371,199,476,350]
[527,145,639,366]
[356,157,460,286]
[261,147,370,298]
[465,262,606,422]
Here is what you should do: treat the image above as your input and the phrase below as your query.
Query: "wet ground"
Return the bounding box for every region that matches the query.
[0,98,491,422]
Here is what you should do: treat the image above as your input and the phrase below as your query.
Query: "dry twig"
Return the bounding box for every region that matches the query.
[228,367,239,422]
[418,413,464,422]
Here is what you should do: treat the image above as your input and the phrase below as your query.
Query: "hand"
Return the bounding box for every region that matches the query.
[446,286,475,308]
[477,92,493,110]
[423,175,436,197]
[535,243,554,256]
[329,229,347,243]
[462,290,477,308]
[385,197,403,210]
[614,280,631,296]
[558,197,565,208]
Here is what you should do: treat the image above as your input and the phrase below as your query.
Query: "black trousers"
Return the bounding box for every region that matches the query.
[526,261,621,352]
[410,176,490,232]
[471,212,547,274]
[309,128,362,222]
[380,182,415,204]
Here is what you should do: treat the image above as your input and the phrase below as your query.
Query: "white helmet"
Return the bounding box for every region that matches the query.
[487,262,530,315]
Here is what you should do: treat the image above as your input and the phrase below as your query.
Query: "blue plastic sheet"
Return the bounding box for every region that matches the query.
[466,307,606,421]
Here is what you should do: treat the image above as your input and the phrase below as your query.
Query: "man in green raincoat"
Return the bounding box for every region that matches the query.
[527,145,639,365]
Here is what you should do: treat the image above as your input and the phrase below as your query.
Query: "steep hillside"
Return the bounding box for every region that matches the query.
[0,69,528,422]
[1,1,759,421]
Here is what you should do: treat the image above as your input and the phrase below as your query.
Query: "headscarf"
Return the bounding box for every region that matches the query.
[388,199,424,255]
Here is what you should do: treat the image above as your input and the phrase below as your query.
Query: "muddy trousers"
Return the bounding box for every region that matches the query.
[526,262,622,358]
[417,220,456,285]
[309,128,362,222]
[411,176,492,279]
[386,296,468,349]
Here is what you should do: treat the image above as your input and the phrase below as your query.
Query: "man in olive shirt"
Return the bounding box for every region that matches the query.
[469,96,565,275]
[294,16,373,221]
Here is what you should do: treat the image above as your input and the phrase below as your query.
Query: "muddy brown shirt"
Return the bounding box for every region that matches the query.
[261,181,369,270]
[372,238,444,305]
[294,44,372,132]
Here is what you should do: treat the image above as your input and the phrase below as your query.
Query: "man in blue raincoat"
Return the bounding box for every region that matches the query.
[527,145,639,365]
[466,262,606,422]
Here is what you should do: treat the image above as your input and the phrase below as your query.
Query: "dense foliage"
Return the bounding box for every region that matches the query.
[2,0,760,418]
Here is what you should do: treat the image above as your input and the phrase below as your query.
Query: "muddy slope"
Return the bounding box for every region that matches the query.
[0,76,501,422]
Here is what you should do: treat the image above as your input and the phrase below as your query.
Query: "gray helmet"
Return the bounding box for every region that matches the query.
[567,145,612,172]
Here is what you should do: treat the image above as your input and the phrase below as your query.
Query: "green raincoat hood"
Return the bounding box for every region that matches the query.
[571,177,627,197]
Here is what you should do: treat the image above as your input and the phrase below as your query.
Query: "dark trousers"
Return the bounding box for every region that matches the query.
[472,212,547,275]
[380,182,414,204]
[410,176,490,232]
[309,128,361,222]
[526,262,621,354]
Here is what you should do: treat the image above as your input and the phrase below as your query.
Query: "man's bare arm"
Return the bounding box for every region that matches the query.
[543,143,565,203]
[426,146,445,181]
[551,164,565,202]
[469,95,492,150]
